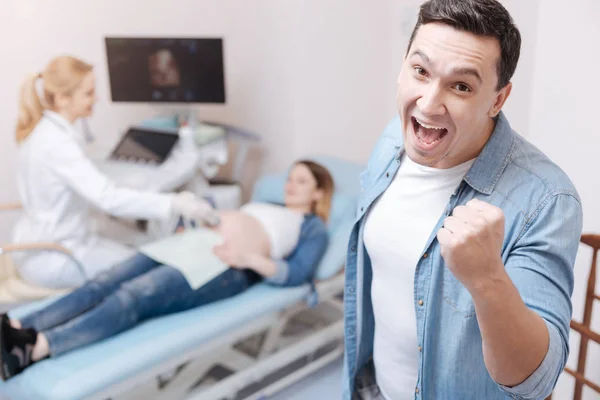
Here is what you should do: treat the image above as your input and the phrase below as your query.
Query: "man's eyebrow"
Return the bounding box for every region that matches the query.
[450,67,483,84]
[409,49,483,84]
[409,49,431,64]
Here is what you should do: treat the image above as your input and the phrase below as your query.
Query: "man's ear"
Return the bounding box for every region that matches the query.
[489,82,512,118]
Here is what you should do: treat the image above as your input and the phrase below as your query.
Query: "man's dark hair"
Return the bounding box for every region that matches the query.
[407,0,521,90]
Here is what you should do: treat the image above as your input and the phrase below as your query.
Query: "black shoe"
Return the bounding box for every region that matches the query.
[0,313,17,381]
[0,313,37,381]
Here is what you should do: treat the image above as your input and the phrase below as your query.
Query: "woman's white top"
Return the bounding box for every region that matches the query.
[240,202,304,259]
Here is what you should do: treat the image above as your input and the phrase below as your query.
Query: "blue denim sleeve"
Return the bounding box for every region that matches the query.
[498,194,583,399]
[265,217,329,287]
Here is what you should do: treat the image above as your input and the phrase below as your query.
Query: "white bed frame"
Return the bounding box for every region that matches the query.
[87,273,345,400]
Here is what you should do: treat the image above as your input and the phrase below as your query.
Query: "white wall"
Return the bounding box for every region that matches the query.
[0,0,361,240]
[527,0,600,398]
[0,0,302,240]
[282,0,539,164]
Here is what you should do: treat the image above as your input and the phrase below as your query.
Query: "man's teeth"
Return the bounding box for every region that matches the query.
[414,118,446,144]
[416,119,445,130]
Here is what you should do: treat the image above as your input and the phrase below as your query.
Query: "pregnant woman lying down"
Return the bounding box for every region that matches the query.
[0,160,334,380]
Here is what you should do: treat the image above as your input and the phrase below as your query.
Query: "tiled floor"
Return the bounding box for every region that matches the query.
[270,357,343,399]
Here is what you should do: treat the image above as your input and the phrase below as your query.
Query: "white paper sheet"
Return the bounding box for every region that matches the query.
[139,228,229,289]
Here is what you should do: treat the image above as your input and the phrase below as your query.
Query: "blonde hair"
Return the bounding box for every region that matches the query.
[296,160,335,223]
[16,55,93,143]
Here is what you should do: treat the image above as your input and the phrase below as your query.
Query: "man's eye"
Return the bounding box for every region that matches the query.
[414,67,427,76]
[454,83,472,93]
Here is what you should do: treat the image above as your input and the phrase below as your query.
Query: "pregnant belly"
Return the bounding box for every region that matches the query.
[211,210,271,257]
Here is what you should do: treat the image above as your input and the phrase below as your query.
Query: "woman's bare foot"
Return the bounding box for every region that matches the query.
[32,334,49,361]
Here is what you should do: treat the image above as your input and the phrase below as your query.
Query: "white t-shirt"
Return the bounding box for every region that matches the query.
[240,203,304,259]
[364,154,475,400]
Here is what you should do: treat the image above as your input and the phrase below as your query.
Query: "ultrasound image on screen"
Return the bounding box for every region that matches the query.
[105,38,225,103]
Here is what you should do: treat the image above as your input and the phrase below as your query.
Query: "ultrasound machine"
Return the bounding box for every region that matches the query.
[95,37,228,192]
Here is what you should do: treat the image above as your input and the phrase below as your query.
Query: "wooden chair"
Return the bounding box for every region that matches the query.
[547,234,600,399]
[0,203,74,306]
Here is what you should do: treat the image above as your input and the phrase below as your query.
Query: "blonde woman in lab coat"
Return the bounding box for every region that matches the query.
[12,55,216,289]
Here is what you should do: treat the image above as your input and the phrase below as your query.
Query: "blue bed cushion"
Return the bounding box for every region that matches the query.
[1,284,310,400]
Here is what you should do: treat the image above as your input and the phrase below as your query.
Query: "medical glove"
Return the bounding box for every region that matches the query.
[171,192,220,226]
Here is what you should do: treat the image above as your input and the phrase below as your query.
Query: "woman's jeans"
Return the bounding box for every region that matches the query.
[19,253,262,356]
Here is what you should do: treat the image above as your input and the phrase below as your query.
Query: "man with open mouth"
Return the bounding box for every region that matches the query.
[343,0,583,399]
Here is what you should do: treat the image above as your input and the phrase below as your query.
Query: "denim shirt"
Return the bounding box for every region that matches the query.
[343,113,583,400]
[265,214,329,287]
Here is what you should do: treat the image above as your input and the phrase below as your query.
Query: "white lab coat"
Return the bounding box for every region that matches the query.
[12,111,174,289]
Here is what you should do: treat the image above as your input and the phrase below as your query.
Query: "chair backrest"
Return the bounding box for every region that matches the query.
[251,155,363,280]
[0,254,67,304]
[0,205,69,305]
[0,254,17,282]
[548,234,600,400]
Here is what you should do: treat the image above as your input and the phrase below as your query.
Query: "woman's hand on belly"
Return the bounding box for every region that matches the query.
[213,241,250,269]
[213,242,277,278]
[210,210,278,277]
